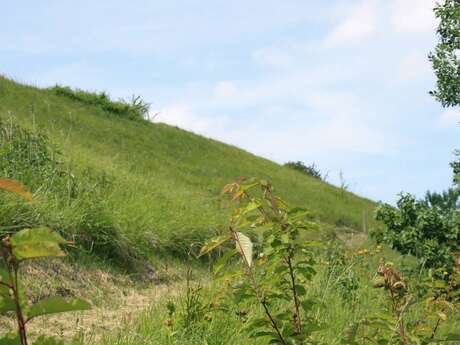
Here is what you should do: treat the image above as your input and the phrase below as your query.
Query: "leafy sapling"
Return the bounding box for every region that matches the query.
[0,178,91,345]
[200,179,322,345]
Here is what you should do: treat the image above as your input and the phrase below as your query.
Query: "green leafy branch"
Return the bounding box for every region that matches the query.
[200,179,322,345]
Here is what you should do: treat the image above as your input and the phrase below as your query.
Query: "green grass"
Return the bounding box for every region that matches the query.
[0,75,376,264]
[97,248,460,345]
[99,245,460,345]
[2,76,459,345]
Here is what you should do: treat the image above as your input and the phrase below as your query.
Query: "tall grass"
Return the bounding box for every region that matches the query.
[0,75,377,266]
[100,244,460,345]
[48,85,150,121]
[0,120,137,267]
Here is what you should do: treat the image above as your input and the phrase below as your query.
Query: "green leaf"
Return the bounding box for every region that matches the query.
[240,182,259,192]
[288,207,310,221]
[0,269,15,314]
[295,284,307,296]
[10,227,70,260]
[0,268,10,285]
[198,235,232,257]
[0,268,11,296]
[241,200,261,215]
[234,232,253,267]
[0,298,15,314]
[300,299,315,312]
[297,266,316,280]
[27,297,91,321]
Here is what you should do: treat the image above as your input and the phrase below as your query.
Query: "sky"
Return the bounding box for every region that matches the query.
[1,0,459,203]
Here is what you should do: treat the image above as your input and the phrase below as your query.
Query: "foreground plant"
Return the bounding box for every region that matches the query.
[0,178,91,345]
[344,260,460,345]
[200,179,322,344]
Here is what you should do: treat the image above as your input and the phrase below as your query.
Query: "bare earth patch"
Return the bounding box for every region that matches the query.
[0,259,183,344]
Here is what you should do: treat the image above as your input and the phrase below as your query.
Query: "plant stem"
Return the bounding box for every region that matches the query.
[286,253,301,334]
[430,317,442,339]
[231,226,287,345]
[9,266,28,345]
[389,289,407,345]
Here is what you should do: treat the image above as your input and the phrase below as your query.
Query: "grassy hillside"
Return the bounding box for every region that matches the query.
[0,75,376,265]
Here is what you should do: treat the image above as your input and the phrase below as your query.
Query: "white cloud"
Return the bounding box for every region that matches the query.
[390,0,437,34]
[157,104,217,135]
[322,0,378,48]
[3,0,446,203]
[155,78,388,165]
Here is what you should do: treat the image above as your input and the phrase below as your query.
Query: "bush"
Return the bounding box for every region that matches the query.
[284,161,324,180]
[374,192,460,269]
[48,85,150,121]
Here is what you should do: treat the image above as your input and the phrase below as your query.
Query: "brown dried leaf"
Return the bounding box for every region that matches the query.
[0,179,32,200]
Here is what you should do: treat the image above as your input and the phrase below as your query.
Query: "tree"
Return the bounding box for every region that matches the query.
[375,192,460,269]
[430,1,460,184]
[429,0,460,107]
[424,187,460,209]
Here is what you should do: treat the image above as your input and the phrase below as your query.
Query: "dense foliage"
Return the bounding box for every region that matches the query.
[48,85,150,121]
[430,0,460,106]
[374,192,460,269]
[451,151,460,186]
[284,162,324,181]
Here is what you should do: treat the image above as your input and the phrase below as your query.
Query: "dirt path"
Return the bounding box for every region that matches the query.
[0,260,185,344]
[27,282,182,343]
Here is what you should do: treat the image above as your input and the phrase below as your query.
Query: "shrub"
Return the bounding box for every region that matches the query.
[345,260,460,345]
[284,161,324,180]
[374,192,460,269]
[48,85,150,121]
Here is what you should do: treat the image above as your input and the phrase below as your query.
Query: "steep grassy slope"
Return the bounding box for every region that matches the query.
[0,75,376,262]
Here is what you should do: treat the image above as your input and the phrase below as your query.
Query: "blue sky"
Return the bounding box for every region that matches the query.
[2,0,459,203]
